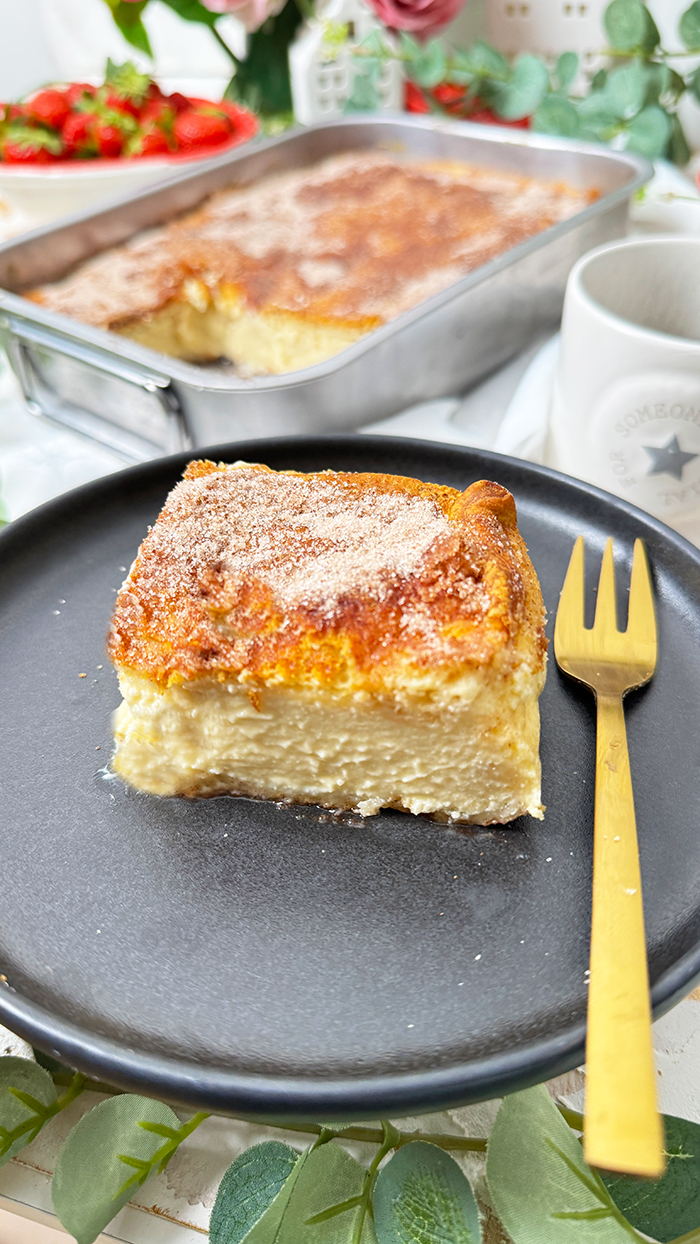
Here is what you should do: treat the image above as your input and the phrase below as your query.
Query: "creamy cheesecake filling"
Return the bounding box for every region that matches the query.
[112,662,545,823]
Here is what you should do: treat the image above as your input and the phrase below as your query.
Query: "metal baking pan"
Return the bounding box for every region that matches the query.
[0,116,651,461]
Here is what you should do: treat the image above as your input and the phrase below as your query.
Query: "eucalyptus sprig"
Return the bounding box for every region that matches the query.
[352,0,700,164]
[116,1109,210,1195]
[5,1052,700,1243]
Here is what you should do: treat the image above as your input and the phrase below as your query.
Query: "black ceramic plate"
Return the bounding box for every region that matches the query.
[1,435,700,1118]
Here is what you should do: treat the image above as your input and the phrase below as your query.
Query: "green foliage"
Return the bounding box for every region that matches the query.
[157,0,219,24]
[410,42,448,90]
[680,1,700,51]
[345,58,383,112]
[373,1141,481,1244]
[493,54,549,120]
[602,1114,700,1242]
[605,0,659,54]
[534,95,580,137]
[101,0,153,57]
[0,1057,57,1166]
[246,1142,377,1242]
[210,1141,299,1244]
[51,1094,182,1244]
[486,1085,635,1243]
[625,103,671,157]
[555,52,579,92]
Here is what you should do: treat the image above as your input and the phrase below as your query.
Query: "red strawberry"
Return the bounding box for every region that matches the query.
[61,111,93,157]
[139,99,175,128]
[2,125,62,163]
[104,88,140,119]
[25,89,70,131]
[173,108,230,151]
[432,83,466,108]
[405,81,430,113]
[468,107,530,129]
[164,92,191,114]
[90,121,124,157]
[130,126,170,157]
[218,99,258,139]
[64,82,96,108]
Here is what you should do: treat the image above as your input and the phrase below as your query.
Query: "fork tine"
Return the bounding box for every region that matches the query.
[594,538,617,634]
[626,539,657,646]
[554,535,585,658]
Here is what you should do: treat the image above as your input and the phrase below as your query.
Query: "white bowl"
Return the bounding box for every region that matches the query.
[0,128,257,233]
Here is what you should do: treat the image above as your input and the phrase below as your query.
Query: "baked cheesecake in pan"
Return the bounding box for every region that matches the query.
[31,151,594,377]
[108,460,547,824]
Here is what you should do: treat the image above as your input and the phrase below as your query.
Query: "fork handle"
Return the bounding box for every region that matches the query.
[584,692,664,1178]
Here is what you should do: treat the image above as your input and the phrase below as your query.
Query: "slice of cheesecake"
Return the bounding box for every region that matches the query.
[108,460,547,824]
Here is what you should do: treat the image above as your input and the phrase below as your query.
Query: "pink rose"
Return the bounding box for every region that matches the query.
[122,0,285,33]
[368,0,464,36]
[197,0,286,31]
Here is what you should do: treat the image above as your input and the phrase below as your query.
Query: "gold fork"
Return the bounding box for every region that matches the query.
[554,536,663,1179]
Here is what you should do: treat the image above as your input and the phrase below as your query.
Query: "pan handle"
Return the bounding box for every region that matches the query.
[0,315,191,462]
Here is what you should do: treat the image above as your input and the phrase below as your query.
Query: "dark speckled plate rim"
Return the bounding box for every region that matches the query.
[2,433,700,1118]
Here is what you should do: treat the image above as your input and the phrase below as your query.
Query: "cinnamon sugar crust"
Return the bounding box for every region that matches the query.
[30,152,594,354]
[108,460,547,697]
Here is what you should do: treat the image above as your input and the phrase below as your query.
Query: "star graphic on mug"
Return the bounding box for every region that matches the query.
[643,435,699,481]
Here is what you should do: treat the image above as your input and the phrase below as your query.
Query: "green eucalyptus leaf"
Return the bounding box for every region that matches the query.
[604,0,659,53]
[398,31,422,60]
[556,52,579,91]
[450,48,476,86]
[534,95,580,137]
[410,41,447,89]
[246,1142,376,1242]
[591,67,608,92]
[102,0,153,57]
[52,1094,181,1244]
[624,103,671,157]
[689,65,700,103]
[606,59,647,118]
[158,0,219,25]
[668,112,692,165]
[486,1085,633,1244]
[209,1142,298,1244]
[577,90,622,128]
[680,1,700,51]
[345,58,382,111]
[463,40,509,79]
[601,1114,700,1241]
[494,54,548,120]
[373,1141,481,1244]
[0,1057,56,1167]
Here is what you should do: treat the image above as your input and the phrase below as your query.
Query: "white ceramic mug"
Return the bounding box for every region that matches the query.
[548,236,700,542]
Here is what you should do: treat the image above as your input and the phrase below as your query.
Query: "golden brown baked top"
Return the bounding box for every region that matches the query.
[108,460,546,695]
[31,151,594,332]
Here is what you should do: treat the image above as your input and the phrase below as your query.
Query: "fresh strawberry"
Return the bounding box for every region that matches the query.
[128,126,170,157]
[104,59,151,109]
[90,120,125,157]
[173,108,231,151]
[26,89,70,130]
[61,111,93,157]
[64,82,96,108]
[432,83,466,108]
[164,92,191,114]
[104,88,140,119]
[1,125,62,163]
[139,98,175,129]
[405,81,430,113]
[218,99,258,139]
[467,108,530,128]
